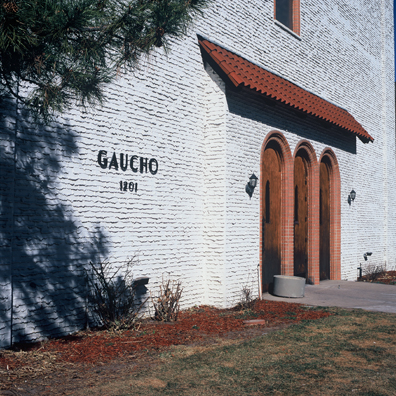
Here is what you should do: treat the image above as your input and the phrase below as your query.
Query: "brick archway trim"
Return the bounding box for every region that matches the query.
[260,131,294,294]
[293,140,320,285]
[319,148,341,281]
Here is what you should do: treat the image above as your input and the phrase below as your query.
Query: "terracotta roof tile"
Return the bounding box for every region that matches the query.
[199,38,373,143]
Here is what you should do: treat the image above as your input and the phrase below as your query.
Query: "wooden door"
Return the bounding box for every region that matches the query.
[294,155,308,278]
[262,147,281,293]
[320,161,330,280]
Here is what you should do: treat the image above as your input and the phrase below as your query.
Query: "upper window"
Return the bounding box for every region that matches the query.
[274,0,300,35]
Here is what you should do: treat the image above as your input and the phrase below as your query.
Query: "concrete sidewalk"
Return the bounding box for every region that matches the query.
[263,280,396,314]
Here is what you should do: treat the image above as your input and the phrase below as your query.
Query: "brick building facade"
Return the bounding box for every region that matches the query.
[1,0,395,347]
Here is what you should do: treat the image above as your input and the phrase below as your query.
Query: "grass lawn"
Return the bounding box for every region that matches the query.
[75,308,396,396]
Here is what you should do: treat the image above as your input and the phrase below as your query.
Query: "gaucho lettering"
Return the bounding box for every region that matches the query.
[98,151,158,174]
[120,153,128,171]
[98,150,108,169]
[149,158,158,175]
[130,155,138,173]
[109,152,119,170]
[140,157,148,173]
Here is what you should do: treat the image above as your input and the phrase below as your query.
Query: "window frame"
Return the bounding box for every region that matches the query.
[274,0,301,36]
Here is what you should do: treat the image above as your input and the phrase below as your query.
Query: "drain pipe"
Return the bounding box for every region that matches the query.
[257,263,262,300]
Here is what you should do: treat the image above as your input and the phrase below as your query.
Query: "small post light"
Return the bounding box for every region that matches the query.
[246,173,258,199]
[348,189,356,205]
[357,264,362,279]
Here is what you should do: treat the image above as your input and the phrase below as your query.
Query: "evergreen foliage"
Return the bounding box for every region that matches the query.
[0,0,209,120]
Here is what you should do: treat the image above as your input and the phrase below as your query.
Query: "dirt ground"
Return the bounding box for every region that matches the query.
[1,326,293,396]
[2,270,396,396]
[357,270,396,285]
[0,300,332,395]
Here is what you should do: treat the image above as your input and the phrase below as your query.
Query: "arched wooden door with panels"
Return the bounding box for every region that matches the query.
[320,159,331,280]
[294,154,308,279]
[261,146,282,292]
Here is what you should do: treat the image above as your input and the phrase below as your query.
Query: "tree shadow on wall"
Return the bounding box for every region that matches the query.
[0,98,108,346]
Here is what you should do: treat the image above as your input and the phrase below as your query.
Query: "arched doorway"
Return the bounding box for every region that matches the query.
[320,158,331,280]
[260,132,294,292]
[294,152,309,278]
[292,141,319,284]
[261,143,282,292]
[319,149,341,281]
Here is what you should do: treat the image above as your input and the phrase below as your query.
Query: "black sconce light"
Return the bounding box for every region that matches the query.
[348,189,356,205]
[363,252,372,261]
[246,173,258,199]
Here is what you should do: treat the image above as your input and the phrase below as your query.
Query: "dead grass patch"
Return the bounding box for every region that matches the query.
[332,350,380,370]
[100,309,395,396]
[2,306,396,395]
[221,361,235,368]
[134,378,167,389]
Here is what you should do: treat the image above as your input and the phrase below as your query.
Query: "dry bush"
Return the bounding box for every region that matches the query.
[362,263,387,282]
[86,257,146,331]
[151,277,183,322]
[235,284,256,311]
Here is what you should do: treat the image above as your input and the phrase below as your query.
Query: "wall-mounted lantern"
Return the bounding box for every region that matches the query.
[348,189,356,205]
[363,252,372,261]
[246,173,258,199]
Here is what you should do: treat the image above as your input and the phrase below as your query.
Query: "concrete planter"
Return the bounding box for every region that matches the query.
[273,275,306,298]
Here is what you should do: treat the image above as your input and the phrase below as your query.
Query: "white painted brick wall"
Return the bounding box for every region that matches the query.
[202,64,228,307]
[0,100,13,347]
[197,0,395,288]
[0,0,394,346]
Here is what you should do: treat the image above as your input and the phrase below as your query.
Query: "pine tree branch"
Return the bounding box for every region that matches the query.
[1,72,28,106]
[0,0,212,120]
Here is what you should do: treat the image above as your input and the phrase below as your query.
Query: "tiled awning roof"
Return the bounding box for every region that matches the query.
[199,38,373,143]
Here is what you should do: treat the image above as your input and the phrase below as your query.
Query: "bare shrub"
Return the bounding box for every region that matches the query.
[362,263,387,282]
[86,257,146,331]
[236,284,256,311]
[151,277,183,322]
